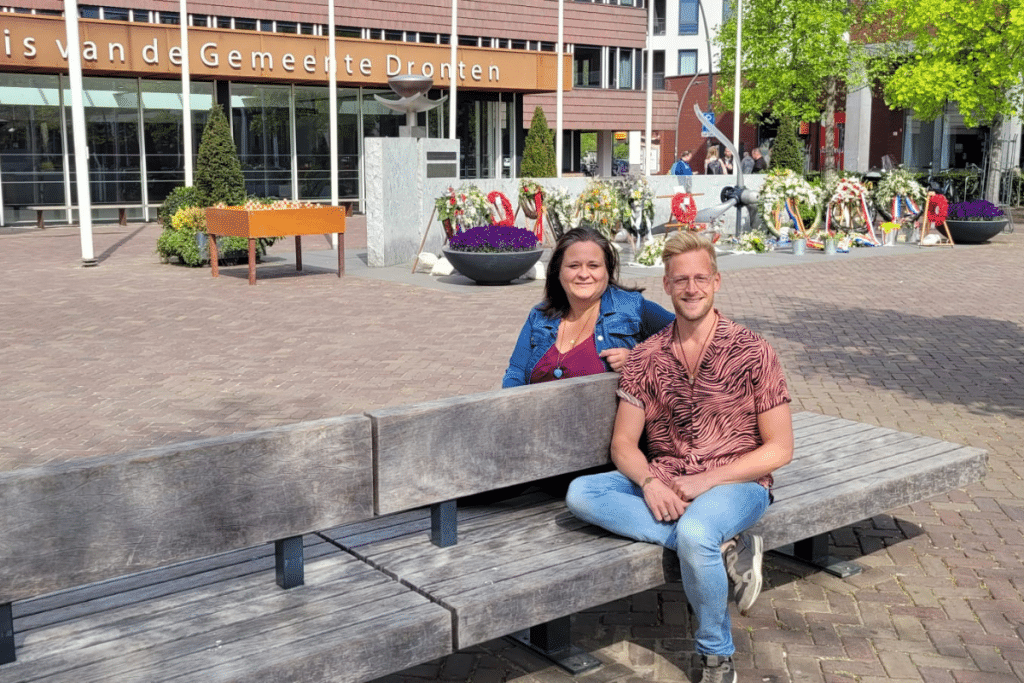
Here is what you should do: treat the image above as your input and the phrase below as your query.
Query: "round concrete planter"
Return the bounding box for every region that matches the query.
[442,248,543,285]
[944,218,1008,244]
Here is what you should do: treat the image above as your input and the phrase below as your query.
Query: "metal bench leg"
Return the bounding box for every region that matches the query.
[1,602,14,664]
[275,536,304,589]
[773,533,862,578]
[508,616,601,674]
[430,500,457,547]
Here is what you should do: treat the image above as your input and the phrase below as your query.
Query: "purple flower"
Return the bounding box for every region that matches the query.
[948,200,1005,221]
[447,225,539,253]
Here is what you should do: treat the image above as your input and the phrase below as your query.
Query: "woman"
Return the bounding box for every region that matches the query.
[503,227,674,387]
[705,146,723,175]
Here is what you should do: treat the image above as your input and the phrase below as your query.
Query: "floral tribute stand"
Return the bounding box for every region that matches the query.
[919,193,955,248]
[206,204,346,285]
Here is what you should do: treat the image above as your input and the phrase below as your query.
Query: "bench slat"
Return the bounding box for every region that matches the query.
[6,548,451,683]
[371,374,619,514]
[0,415,373,604]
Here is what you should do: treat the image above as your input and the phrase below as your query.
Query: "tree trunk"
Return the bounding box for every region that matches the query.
[822,77,838,182]
[985,113,1004,203]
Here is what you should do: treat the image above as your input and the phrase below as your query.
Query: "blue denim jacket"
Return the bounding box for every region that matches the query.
[502,286,675,388]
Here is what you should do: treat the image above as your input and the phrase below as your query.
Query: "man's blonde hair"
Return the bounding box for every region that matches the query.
[661,231,718,273]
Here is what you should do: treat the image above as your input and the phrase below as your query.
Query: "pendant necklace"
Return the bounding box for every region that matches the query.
[553,304,599,379]
[674,313,717,386]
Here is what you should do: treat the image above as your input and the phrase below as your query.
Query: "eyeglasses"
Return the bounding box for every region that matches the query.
[667,274,715,290]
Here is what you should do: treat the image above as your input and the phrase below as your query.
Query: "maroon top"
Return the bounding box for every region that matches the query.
[617,313,790,490]
[530,335,606,384]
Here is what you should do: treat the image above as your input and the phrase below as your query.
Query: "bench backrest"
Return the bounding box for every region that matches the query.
[370,374,619,515]
[0,415,372,604]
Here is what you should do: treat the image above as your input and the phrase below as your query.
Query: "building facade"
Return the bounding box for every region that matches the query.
[0,0,677,227]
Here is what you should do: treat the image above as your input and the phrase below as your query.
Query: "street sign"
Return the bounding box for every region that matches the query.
[700,112,715,137]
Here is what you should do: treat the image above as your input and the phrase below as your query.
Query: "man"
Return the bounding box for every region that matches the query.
[671,150,693,177]
[566,231,793,683]
[751,147,768,173]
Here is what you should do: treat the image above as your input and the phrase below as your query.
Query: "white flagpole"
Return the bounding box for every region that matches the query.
[329,0,339,247]
[733,0,742,186]
[64,1,95,266]
[180,0,193,187]
[449,0,458,139]
[556,0,564,178]
[644,0,653,176]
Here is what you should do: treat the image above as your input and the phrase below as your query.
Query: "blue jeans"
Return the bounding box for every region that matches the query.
[565,471,770,656]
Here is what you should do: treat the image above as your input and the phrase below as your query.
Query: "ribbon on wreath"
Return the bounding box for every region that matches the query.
[891,194,920,221]
[783,198,804,237]
[533,191,544,242]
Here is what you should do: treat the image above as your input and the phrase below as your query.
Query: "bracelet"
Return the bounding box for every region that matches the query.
[640,476,656,489]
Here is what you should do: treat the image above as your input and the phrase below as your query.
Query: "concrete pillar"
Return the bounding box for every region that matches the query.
[844,85,872,173]
[596,130,615,177]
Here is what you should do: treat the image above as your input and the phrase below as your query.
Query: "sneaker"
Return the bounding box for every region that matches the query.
[697,654,736,683]
[723,531,764,614]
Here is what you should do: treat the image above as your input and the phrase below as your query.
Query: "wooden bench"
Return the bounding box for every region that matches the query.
[0,416,452,682]
[0,375,988,680]
[333,374,988,671]
[25,204,154,229]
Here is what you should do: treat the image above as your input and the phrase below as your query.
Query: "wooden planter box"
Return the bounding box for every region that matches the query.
[205,206,346,285]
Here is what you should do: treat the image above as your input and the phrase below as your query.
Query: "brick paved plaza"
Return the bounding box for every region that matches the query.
[1,218,1022,681]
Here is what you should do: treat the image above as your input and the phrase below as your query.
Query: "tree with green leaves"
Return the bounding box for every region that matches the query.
[195,104,246,207]
[769,116,805,174]
[521,106,556,178]
[715,0,861,175]
[865,0,1024,201]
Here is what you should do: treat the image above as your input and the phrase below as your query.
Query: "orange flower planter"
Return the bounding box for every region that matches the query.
[205,206,346,285]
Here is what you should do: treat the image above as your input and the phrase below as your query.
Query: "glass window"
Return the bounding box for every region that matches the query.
[679,0,698,34]
[678,49,697,76]
[159,11,180,24]
[230,83,292,198]
[539,42,556,52]
[574,46,602,88]
[259,19,274,31]
[0,73,66,223]
[141,79,213,204]
[419,32,437,43]
[336,26,360,38]
[385,29,403,42]
[217,16,232,28]
[299,23,316,35]
[722,0,733,22]
[190,14,209,27]
[292,86,361,201]
[104,7,129,21]
[618,49,633,89]
[235,17,257,31]
[654,0,666,35]
[459,35,479,47]
[131,9,151,22]
[277,21,297,34]
[511,39,527,50]
[73,77,142,205]
[79,6,100,19]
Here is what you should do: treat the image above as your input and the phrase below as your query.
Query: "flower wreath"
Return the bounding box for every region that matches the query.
[487,191,515,227]
[671,193,698,225]
[926,194,948,224]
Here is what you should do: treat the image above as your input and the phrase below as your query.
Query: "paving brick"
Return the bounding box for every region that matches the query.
[5,223,1024,682]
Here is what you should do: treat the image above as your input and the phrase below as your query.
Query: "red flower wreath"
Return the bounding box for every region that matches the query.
[926,194,948,224]
[671,193,698,225]
[487,191,515,227]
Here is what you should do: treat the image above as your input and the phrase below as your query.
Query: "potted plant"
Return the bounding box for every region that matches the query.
[944,200,1009,243]
[441,224,542,285]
